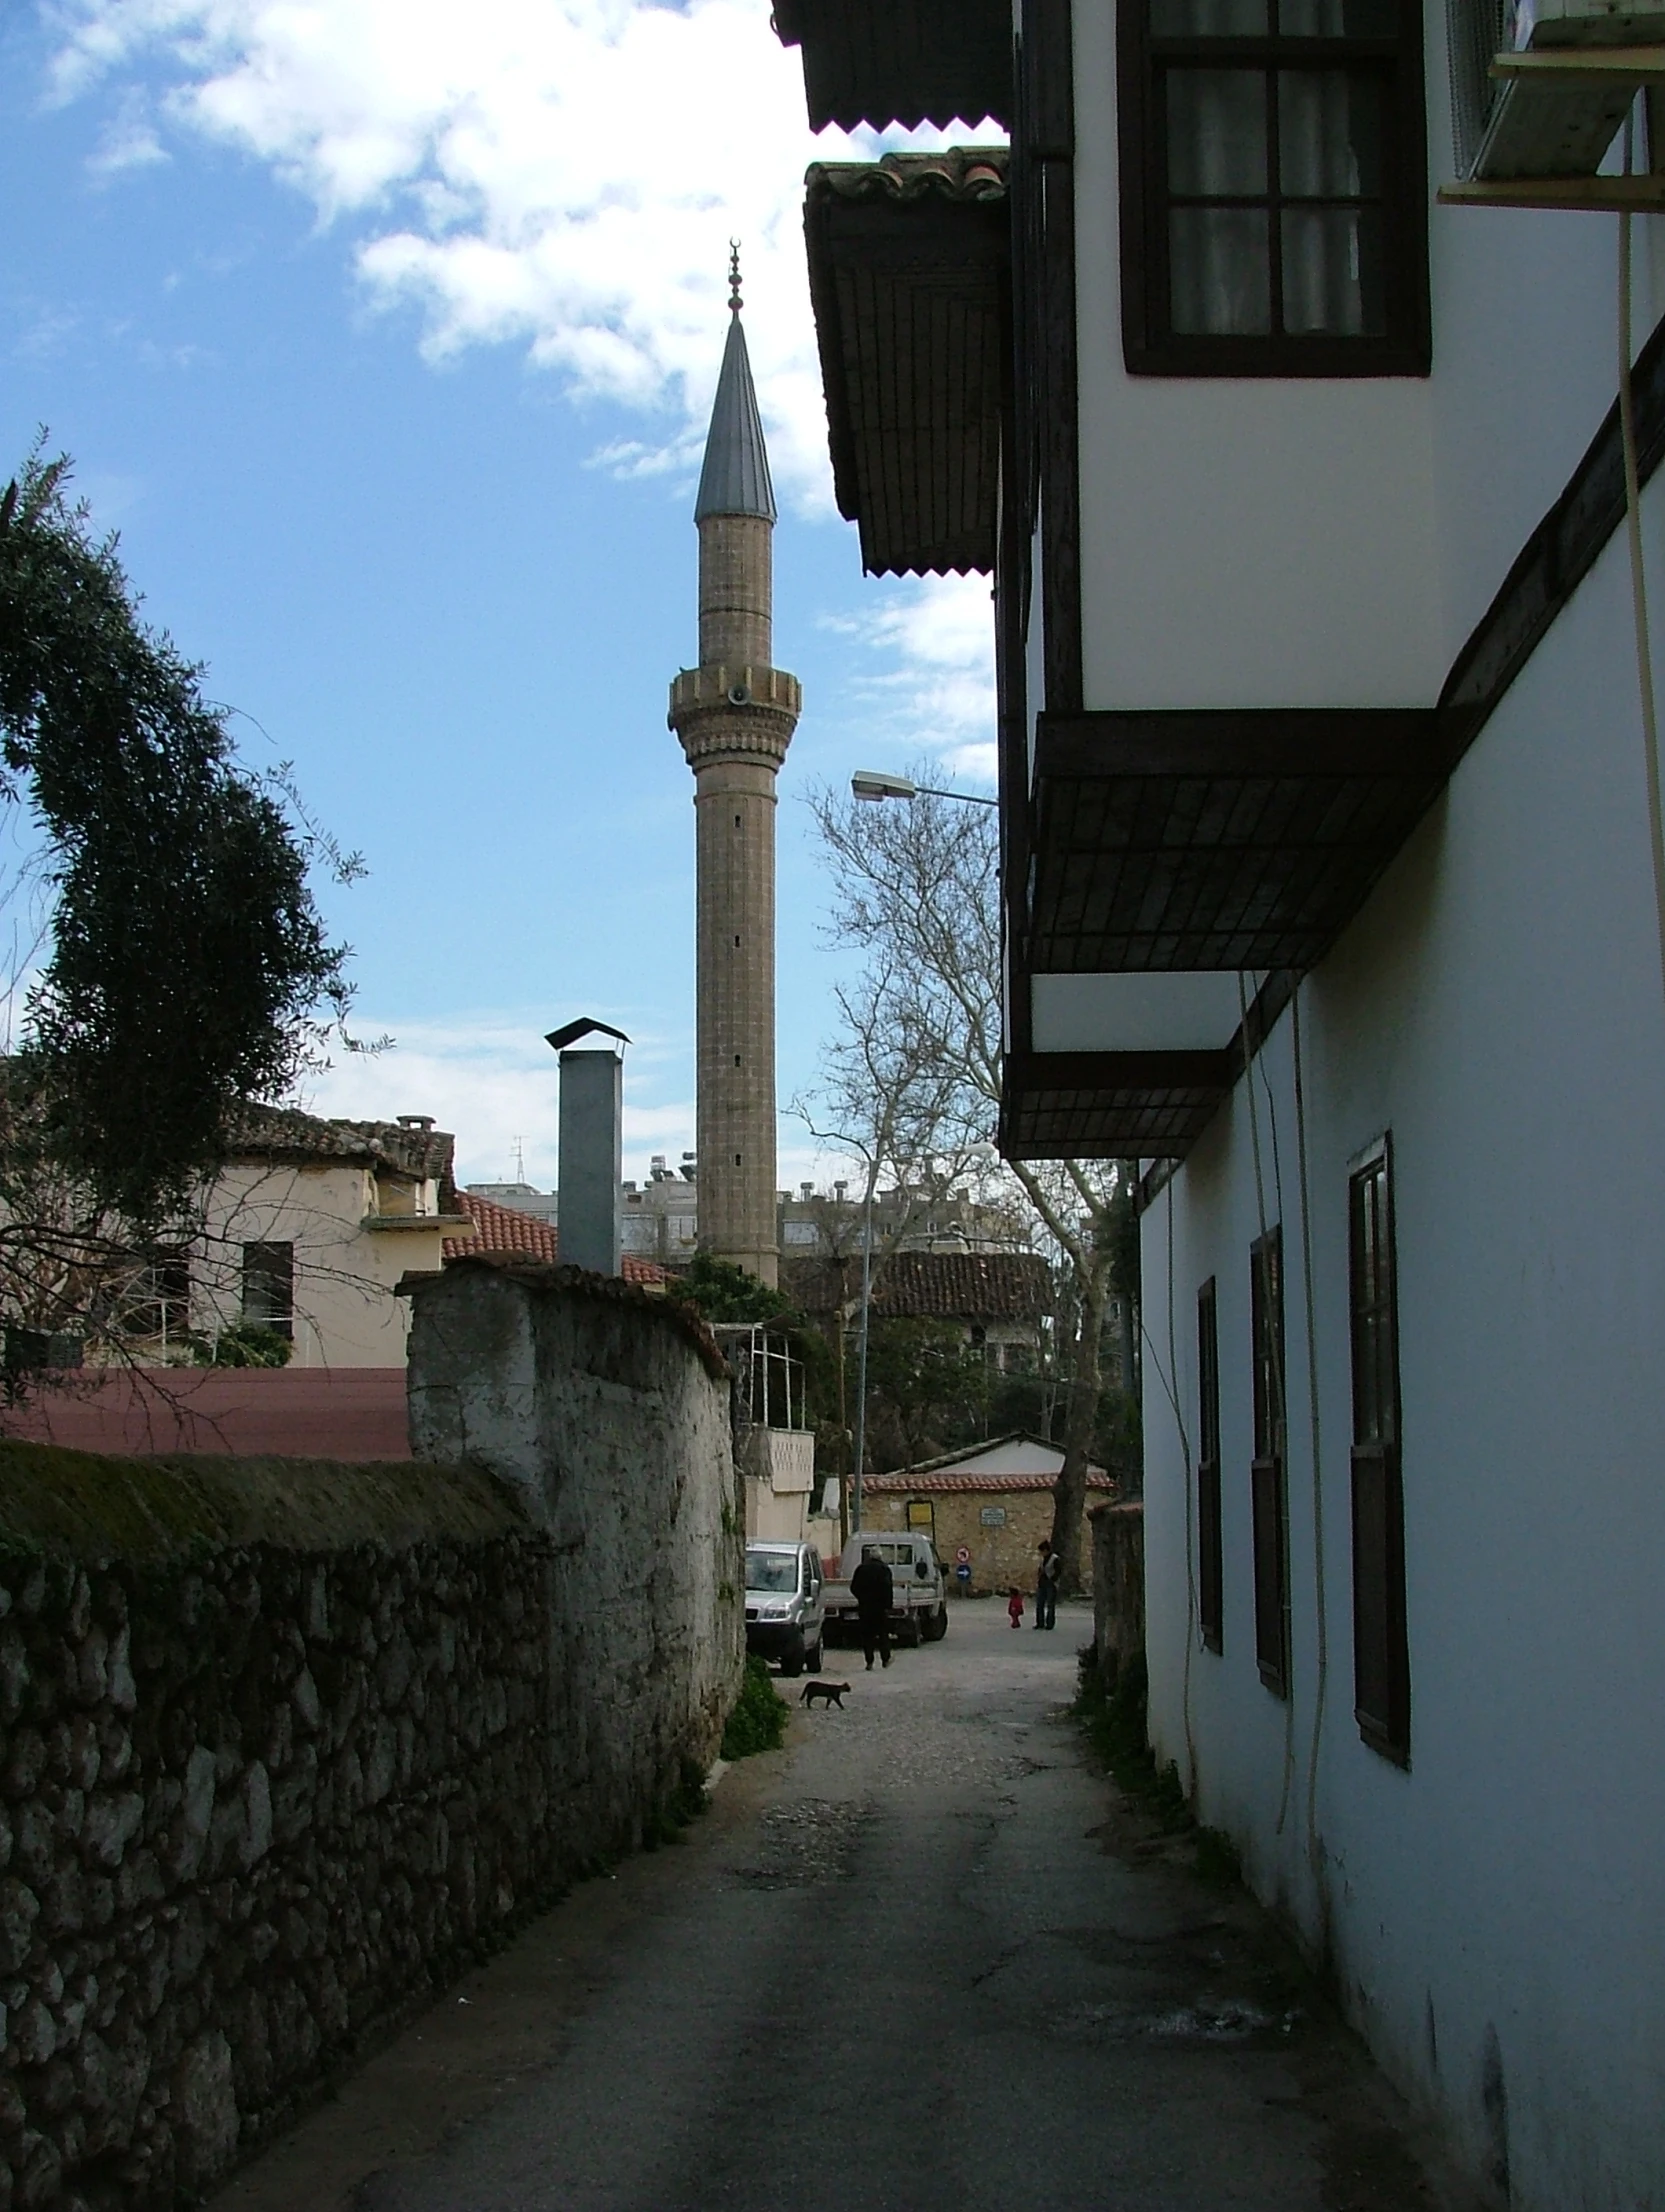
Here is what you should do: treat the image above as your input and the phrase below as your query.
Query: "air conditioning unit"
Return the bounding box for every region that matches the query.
[1452,0,1665,180]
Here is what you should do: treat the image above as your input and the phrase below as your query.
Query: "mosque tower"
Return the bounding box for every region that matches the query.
[668,251,800,1287]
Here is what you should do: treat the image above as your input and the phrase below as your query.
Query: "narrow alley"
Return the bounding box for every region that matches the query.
[212,1603,1462,2212]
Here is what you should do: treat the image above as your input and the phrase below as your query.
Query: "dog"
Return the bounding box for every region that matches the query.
[799,1678,851,1709]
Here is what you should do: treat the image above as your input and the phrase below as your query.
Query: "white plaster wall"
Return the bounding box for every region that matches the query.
[1141,517,1665,2209]
[1070,0,1665,714]
[1072,0,1444,711]
[408,1269,745,1848]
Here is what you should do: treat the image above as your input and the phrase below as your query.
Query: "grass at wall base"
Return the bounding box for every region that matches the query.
[721,1657,789,1759]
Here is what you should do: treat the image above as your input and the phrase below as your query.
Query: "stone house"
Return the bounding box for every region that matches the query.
[861,1435,1115,1597]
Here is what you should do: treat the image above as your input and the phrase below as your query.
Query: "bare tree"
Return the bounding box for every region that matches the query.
[805,778,1136,1590]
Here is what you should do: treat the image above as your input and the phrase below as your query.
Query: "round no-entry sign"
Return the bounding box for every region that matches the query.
[955,1545,972,1564]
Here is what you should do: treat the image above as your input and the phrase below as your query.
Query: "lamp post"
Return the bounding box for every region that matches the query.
[850,1167,877,1536]
[851,769,998,807]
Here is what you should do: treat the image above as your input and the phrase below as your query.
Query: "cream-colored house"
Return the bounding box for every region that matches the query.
[141,1107,472,1368]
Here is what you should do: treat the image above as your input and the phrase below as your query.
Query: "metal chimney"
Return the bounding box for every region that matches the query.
[545,1018,630,1277]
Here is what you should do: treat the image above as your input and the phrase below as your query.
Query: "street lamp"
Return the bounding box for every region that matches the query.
[851,769,998,808]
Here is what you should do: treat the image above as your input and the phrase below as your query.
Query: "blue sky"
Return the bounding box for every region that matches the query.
[1,0,996,1190]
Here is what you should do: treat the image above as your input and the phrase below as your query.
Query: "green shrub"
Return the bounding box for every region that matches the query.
[202,1323,293,1368]
[721,1656,788,1760]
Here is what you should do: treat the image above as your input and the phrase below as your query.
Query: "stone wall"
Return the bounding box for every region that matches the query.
[0,1270,741,2210]
[862,1487,1107,1598]
[0,1449,557,2210]
[405,1262,743,1864]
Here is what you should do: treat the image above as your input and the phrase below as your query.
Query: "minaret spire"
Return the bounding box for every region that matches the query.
[667,265,801,1289]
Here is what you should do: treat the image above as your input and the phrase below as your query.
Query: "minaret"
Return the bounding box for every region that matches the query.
[668,250,800,1288]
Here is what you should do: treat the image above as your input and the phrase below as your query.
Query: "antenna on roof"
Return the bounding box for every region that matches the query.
[729,238,742,315]
[512,1135,526,1182]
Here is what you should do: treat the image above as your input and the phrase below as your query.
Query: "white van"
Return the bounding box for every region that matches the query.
[743,1540,827,1678]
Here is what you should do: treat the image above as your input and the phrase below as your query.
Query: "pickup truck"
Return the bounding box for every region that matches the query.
[822,1530,949,1648]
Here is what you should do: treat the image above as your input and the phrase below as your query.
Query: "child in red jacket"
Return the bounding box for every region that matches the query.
[1007,1586,1025,1629]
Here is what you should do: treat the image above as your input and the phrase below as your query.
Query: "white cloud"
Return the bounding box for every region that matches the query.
[45,0,991,505]
[88,87,169,176]
[300,1012,696,1189]
[824,572,997,784]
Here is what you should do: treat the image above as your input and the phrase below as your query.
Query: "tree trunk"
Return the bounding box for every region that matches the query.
[1050,1286,1108,1593]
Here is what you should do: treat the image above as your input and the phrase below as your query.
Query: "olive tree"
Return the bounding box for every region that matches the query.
[0,447,356,1373]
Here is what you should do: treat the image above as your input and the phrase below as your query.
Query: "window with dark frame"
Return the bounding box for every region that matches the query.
[1197,1278,1223,1652]
[240,1241,294,1340]
[1250,1227,1290,1695]
[1118,0,1430,375]
[1349,1141,1410,1762]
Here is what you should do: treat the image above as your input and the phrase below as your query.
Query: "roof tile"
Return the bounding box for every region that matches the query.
[446,1191,667,1288]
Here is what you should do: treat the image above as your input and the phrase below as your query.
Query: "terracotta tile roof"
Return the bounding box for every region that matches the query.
[446,1192,667,1289]
[864,1469,1118,1494]
[230,1104,456,1188]
[784,1249,1049,1322]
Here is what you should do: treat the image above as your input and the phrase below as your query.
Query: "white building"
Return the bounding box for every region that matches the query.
[784,2,1665,2202]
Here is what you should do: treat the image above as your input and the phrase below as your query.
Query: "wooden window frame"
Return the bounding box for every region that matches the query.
[1117,0,1431,377]
[1250,1226,1290,1696]
[1349,1136,1410,1763]
[240,1240,295,1341]
[1197,1277,1223,1652]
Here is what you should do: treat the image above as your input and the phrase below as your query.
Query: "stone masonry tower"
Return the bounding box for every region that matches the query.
[668,253,800,1288]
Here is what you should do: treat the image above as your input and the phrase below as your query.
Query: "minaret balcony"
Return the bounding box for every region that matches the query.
[668,663,802,722]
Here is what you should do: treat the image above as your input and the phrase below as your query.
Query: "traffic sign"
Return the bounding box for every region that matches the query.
[955,1545,972,1564]
[955,1563,972,1582]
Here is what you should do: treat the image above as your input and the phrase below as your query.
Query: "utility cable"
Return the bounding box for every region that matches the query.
[1619,106,1665,1016]
[1167,1178,1201,1791]
[1238,970,1298,1838]
[1291,983,1330,1908]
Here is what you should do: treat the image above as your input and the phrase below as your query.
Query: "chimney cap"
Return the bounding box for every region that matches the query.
[545,1017,631,1054]
[396,1114,436,1130]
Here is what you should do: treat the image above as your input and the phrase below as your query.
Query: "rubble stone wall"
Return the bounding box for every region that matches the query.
[0,1273,740,2212]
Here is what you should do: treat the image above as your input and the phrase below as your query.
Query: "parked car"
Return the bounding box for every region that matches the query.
[823,1530,949,1648]
[743,1540,826,1677]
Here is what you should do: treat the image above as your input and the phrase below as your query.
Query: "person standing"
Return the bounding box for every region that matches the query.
[850,1544,894,1670]
[1008,1586,1025,1629]
[1035,1540,1061,1630]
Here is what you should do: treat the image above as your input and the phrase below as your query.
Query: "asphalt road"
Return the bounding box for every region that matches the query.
[213,1599,1462,2212]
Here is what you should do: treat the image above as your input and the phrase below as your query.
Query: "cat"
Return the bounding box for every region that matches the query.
[800,1678,851,1709]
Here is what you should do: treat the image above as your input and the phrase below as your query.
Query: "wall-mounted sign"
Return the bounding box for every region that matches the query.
[907,1499,936,1530]
[979,1506,1007,1527]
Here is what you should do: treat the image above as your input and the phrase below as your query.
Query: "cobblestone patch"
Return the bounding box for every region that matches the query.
[727,1800,873,1889]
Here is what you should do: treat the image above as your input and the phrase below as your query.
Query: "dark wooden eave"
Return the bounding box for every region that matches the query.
[805,150,1009,578]
[774,0,1012,131]
[1000,1049,1238,1159]
[1028,708,1454,973]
